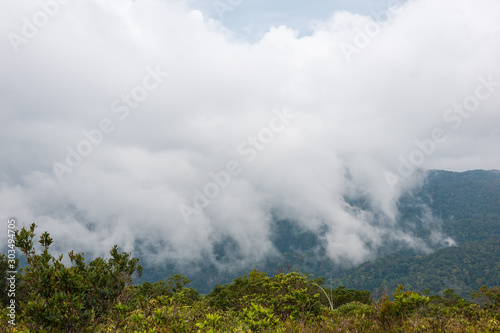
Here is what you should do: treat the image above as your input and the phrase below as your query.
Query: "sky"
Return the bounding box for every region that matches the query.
[188,0,400,39]
[0,0,499,270]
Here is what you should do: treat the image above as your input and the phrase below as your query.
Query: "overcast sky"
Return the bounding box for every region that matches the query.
[1,0,499,268]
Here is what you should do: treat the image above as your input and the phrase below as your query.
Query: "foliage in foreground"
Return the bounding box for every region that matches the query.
[1,224,499,332]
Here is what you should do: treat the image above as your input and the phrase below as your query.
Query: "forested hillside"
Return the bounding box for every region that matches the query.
[332,170,500,296]
[139,169,500,295]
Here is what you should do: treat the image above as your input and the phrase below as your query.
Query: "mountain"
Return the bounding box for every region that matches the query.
[330,169,500,297]
[140,169,500,295]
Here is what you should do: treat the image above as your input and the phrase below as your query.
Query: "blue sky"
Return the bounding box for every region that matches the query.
[189,0,401,38]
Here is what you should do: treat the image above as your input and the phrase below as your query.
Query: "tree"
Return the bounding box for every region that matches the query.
[14,223,142,332]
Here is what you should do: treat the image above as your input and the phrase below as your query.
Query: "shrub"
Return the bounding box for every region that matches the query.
[13,223,142,332]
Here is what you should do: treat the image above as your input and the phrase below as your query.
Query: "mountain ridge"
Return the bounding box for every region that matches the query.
[140,169,500,295]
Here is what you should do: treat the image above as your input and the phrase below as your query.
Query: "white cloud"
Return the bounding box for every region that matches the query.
[0,0,499,268]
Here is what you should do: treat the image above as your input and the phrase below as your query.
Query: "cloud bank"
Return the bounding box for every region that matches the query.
[1,0,499,269]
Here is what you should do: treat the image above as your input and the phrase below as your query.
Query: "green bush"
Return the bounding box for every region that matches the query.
[13,223,142,332]
[208,270,322,322]
[335,301,375,317]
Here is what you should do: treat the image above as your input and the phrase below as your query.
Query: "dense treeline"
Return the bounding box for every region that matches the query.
[1,224,499,332]
[418,170,500,243]
[331,239,500,297]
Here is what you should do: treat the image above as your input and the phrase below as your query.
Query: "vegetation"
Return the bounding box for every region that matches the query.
[331,239,500,296]
[1,224,499,332]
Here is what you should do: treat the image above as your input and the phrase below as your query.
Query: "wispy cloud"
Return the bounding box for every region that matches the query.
[0,0,499,269]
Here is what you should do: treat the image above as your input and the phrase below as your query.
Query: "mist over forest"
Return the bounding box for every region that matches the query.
[1,0,499,331]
